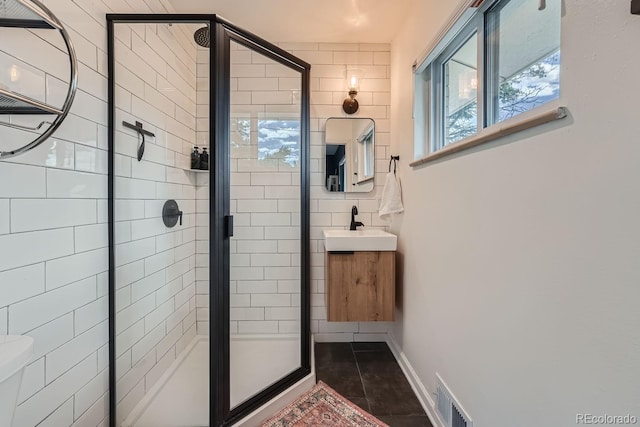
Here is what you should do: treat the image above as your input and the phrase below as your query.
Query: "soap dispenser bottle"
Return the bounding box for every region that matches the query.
[200,147,209,170]
[191,146,200,170]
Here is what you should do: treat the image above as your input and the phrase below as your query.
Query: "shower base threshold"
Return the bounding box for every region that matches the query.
[123,335,313,427]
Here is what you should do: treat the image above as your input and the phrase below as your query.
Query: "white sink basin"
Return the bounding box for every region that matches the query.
[323,229,397,251]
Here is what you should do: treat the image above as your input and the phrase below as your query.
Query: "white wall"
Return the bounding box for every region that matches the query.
[390,1,640,426]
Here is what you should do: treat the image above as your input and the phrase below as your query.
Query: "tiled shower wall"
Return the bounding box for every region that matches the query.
[113,22,199,425]
[0,1,197,426]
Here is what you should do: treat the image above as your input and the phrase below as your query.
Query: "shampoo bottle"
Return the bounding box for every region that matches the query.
[200,147,209,170]
[191,147,200,170]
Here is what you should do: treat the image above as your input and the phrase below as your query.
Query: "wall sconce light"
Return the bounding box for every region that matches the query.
[343,68,364,114]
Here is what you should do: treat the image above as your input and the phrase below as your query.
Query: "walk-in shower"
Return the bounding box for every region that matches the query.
[107,14,310,427]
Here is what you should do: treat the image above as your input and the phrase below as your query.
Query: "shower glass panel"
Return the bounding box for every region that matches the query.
[229,39,302,409]
[110,15,310,427]
[111,21,210,427]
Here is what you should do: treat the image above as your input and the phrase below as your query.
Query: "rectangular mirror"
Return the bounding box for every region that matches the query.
[325,117,375,193]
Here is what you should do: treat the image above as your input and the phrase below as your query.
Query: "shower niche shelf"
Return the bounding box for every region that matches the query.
[0,0,77,160]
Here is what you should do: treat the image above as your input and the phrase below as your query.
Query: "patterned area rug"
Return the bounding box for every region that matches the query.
[261,382,389,427]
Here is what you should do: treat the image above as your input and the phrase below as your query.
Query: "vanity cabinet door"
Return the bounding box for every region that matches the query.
[325,251,395,321]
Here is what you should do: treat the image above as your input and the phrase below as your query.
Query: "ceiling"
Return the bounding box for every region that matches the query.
[166,0,413,43]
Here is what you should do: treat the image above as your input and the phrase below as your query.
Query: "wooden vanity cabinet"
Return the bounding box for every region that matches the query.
[325,250,395,321]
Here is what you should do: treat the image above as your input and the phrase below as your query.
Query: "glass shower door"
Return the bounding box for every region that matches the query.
[110,16,309,427]
[228,38,303,409]
[109,17,212,427]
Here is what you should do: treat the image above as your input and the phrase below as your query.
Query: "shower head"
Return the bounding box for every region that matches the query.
[194,26,210,48]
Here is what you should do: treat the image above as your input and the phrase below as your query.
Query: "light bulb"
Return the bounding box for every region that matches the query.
[346,68,364,92]
[349,75,358,90]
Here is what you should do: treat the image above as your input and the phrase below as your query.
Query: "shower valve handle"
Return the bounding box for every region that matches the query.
[162,200,183,228]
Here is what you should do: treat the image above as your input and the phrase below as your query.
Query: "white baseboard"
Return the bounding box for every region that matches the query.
[385,334,445,427]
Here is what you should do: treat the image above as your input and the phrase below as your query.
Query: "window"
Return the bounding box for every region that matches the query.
[230,115,301,168]
[357,124,375,181]
[414,0,560,157]
[443,32,479,146]
[257,118,300,167]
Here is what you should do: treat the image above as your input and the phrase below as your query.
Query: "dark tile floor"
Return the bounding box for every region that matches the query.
[315,342,433,427]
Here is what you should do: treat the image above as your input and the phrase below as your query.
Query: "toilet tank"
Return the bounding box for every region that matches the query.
[0,335,34,427]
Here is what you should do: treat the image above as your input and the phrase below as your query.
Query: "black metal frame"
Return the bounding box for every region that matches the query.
[218,20,312,424]
[107,14,311,427]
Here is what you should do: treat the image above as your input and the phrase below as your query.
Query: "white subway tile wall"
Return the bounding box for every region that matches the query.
[0,0,391,424]
[283,42,393,342]
[195,41,392,340]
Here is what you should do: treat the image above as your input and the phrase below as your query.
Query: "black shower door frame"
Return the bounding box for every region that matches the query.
[107,14,311,427]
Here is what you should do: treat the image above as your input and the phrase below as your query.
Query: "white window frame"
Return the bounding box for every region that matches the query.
[357,123,375,182]
[431,22,482,152]
[412,0,565,165]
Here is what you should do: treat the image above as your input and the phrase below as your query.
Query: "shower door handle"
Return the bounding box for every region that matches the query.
[224,215,234,238]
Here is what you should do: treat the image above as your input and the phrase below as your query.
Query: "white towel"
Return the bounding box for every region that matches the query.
[379,171,404,219]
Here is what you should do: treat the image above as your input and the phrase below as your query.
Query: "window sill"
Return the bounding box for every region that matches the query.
[355,176,374,185]
[410,106,568,168]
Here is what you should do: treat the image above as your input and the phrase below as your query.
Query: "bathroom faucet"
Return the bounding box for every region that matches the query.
[350,205,364,230]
